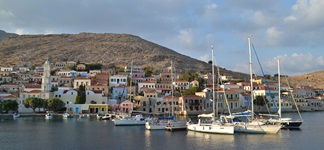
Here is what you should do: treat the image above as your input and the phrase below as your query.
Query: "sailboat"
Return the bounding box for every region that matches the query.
[165,61,187,131]
[114,60,151,126]
[186,45,234,135]
[228,37,281,134]
[267,60,303,129]
[145,61,187,130]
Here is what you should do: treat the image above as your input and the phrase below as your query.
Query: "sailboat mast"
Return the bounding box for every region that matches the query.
[130,60,133,102]
[171,61,174,116]
[248,37,254,120]
[212,45,216,117]
[278,59,282,119]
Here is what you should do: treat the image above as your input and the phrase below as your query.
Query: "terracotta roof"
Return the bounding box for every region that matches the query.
[93,90,103,94]
[29,90,41,93]
[163,95,180,99]
[25,85,41,88]
[183,95,203,98]
[74,77,90,80]
[0,95,17,98]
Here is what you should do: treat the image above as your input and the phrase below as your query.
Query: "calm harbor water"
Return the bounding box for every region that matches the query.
[0,112,323,150]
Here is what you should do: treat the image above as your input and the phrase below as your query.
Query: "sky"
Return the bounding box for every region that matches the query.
[0,0,323,76]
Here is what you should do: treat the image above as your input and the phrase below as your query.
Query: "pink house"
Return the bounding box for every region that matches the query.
[113,100,133,114]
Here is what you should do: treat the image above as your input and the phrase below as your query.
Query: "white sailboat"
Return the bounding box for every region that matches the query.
[231,37,281,134]
[145,116,174,130]
[267,60,303,129]
[165,61,187,131]
[186,45,234,135]
[146,61,187,130]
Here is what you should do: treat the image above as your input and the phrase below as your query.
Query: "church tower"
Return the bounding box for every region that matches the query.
[40,59,53,99]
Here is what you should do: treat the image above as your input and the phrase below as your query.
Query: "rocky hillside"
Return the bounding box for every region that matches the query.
[0,32,248,79]
[0,30,18,41]
[283,70,324,89]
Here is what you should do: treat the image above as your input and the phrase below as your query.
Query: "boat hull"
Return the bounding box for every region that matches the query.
[165,121,187,131]
[187,124,234,135]
[114,120,146,126]
[281,121,303,129]
[145,122,168,130]
[234,125,266,134]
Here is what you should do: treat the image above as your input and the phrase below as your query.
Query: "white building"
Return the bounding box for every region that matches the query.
[109,75,127,87]
[0,66,13,72]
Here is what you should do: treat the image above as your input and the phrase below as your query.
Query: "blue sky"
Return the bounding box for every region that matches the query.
[0,0,323,76]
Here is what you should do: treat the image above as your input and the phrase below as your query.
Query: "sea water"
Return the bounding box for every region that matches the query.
[0,112,323,150]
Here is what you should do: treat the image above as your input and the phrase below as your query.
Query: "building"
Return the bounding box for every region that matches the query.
[109,75,127,88]
[40,59,53,99]
[73,77,91,89]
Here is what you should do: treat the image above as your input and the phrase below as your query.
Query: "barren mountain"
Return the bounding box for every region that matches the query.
[283,70,324,90]
[0,30,18,41]
[0,32,248,79]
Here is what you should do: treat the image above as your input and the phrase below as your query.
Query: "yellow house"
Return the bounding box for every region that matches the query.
[219,88,245,111]
[88,104,109,114]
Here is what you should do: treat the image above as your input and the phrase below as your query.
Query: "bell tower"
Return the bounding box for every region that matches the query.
[40,59,53,99]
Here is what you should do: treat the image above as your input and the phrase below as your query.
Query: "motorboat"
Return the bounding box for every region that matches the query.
[97,113,103,120]
[13,112,20,119]
[45,112,53,119]
[101,114,111,120]
[63,112,73,119]
[79,114,90,119]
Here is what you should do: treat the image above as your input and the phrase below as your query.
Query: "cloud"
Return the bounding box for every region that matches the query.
[263,53,324,75]
[14,28,28,35]
[0,9,14,18]
[199,54,211,63]
[0,0,322,76]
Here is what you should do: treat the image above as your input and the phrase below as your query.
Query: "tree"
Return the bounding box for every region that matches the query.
[208,60,212,64]
[1,100,18,113]
[197,77,205,91]
[47,98,65,112]
[24,97,44,112]
[86,63,102,71]
[183,87,199,96]
[180,71,192,81]
[253,95,269,106]
[76,85,86,104]
[51,85,58,92]
[143,66,155,77]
